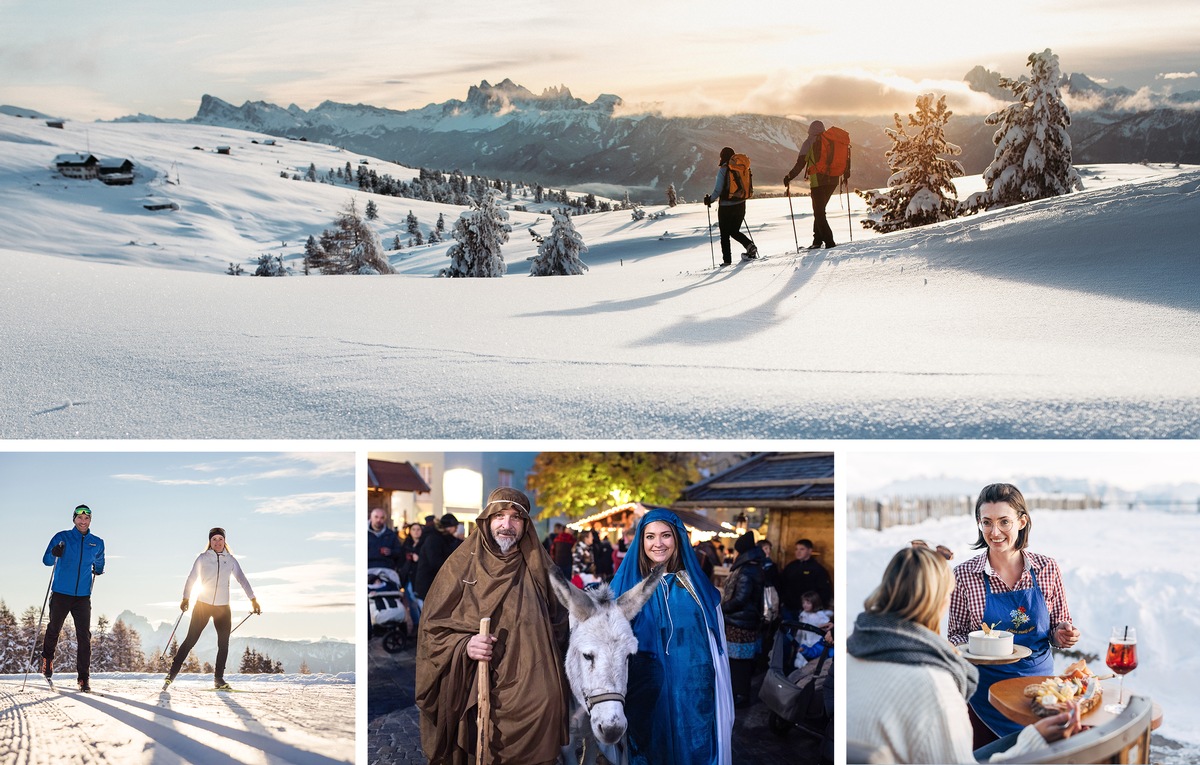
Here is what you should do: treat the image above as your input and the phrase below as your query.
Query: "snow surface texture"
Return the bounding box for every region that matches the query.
[846,510,1200,765]
[0,673,353,764]
[1,116,1198,438]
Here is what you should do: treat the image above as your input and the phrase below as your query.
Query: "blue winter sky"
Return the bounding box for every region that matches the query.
[844,448,1200,495]
[0,0,1195,121]
[0,452,355,641]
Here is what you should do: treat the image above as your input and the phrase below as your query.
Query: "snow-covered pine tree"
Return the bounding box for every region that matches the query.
[971,48,1083,210]
[0,600,19,673]
[319,199,395,275]
[436,212,446,232]
[91,614,115,672]
[440,189,511,278]
[406,210,420,235]
[112,619,145,671]
[666,184,678,207]
[365,200,379,220]
[392,234,402,250]
[528,209,589,276]
[305,163,317,182]
[858,93,965,233]
[254,254,288,276]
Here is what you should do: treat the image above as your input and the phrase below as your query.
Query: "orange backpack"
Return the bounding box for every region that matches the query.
[808,127,851,178]
[725,153,754,201]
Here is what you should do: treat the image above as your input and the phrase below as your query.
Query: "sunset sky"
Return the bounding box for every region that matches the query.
[1,0,1196,121]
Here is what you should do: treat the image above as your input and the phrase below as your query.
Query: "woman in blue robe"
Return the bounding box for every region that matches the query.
[609,508,734,765]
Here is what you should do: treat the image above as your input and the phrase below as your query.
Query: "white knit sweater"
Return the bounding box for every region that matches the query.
[846,654,1048,764]
[182,550,255,606]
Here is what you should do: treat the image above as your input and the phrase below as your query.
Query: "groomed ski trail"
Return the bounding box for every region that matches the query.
[0,676,353,765]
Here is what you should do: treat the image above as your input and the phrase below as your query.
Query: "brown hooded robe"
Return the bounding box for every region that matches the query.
[415,489,569,765]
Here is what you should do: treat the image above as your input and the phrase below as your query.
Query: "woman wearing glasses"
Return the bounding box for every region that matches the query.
[947,483,1080,748]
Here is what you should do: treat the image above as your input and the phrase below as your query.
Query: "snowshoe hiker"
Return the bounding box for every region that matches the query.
[784,121,851,249]
[164,527,261,692]
[705,147,757,265]
[41,504,105,693]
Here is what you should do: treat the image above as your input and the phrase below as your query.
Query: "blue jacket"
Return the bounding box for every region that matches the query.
[43,527,105,597]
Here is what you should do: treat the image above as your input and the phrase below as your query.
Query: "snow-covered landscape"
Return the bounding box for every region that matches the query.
[1,113,1198,438]
[0,672,353,764]
[846,509,1200,764]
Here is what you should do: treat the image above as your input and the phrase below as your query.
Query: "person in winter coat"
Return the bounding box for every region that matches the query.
[412,513,460,602]
[610,508,734,765]
[367,507,402,574]
[780,538,833,623]
[164,527,260,691]
[704,146,758,266]
[551,525,576,579]
[846,545,1081,764]
[784,120,850,250]
[592,530,615,582]
[572,529,595,577]
[41,504,105,692]
[721,532,765,707]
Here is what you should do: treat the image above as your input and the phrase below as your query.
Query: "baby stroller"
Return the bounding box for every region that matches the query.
[759,621,833,746]
[368,569,413,653]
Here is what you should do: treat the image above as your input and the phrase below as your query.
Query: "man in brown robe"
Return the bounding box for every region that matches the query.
[416,487,569,765]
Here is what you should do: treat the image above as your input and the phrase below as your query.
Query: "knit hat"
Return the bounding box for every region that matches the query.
[719,146,735,164]
[735,531,755,554]
[208,527,226,539]
[439,513,459,529]
[808,120,826,136]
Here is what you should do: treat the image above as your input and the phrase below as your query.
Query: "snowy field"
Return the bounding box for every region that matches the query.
[2,116,1198,438]
[845,509,1200,764]
[0,672,353,764]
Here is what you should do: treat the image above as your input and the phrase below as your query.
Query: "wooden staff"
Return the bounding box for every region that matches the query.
[476,617,491,765]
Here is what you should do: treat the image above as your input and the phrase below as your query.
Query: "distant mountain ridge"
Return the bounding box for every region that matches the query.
[107,73,1200,200]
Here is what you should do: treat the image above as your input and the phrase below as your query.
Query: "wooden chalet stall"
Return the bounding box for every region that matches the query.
[367,459,432,527]
[567,502,739,547]
[674,452,835,584]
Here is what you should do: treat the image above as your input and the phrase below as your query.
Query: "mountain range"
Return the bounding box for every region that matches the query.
[106,71,1200,202]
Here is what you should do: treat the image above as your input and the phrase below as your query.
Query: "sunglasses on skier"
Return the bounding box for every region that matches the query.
[74,505,92,516]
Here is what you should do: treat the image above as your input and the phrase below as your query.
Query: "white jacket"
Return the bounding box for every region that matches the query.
[183,549,255,606]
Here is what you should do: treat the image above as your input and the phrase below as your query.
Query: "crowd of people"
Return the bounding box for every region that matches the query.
[366,493,834,764]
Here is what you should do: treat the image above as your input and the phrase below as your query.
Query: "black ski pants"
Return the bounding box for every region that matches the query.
[810,183,837,247]
[43,593,92,679]
[170,601,232,682]
[717,202,753,262]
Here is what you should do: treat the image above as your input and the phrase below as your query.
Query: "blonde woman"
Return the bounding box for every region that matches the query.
[846,546,1080,763]
[163,527,260,691]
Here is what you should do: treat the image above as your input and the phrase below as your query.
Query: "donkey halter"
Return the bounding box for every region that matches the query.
[584,691,626,712]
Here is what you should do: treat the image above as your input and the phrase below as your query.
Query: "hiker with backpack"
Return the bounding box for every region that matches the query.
[784,121,851,250]
[704,146,758,266]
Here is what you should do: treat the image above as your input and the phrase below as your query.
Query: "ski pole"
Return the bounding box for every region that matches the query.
[705,204,715,268]
[844,179,853,242]
[21,558,57,692]
[230,612,257,636]
[159,609,185,660]
[786,185,799,252]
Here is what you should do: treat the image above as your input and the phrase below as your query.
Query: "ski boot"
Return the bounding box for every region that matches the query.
[741,244,759,260]
[41,656,53,679]
[78,678,91,693]
[214,680,234,691]
[162,674,175,691]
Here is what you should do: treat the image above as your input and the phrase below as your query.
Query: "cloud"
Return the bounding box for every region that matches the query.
[252,490,354,515]
[309,531,355,542]
[242,557,355,612]
[179,452,354,483]
[111,473,214,486]
[1158,71,1198,80]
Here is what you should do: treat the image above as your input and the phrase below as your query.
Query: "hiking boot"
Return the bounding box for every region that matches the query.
[78,678,91,693]
[214,681,234,691]
[41,657,53,678]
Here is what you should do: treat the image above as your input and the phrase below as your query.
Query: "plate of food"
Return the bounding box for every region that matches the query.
[1023,660,1103,717]
[958,622,1033,664]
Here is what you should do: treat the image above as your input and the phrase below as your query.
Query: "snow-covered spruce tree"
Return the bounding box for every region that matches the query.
[858,93,964,233]
[320,199,395,275]
[0,600,19,673]
[440,190,511,278]
[365,200,379,220]
[406,210,420,235]
[970,48,1083,211]
[666,183,678,207]
[528,209,589,276]
[254,254,289,276]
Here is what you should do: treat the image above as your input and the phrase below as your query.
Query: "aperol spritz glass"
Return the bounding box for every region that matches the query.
[1104,626,1138,714]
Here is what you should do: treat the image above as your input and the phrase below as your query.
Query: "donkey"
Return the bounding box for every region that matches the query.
[548,565,664,765]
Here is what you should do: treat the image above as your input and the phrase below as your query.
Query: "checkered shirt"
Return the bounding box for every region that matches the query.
[947,550,1072,647]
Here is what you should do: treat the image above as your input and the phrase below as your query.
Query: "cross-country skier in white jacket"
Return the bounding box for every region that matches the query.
[164,527,261,690]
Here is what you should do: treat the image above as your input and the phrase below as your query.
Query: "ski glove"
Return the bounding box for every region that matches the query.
[251,598,262,615]
[52,541,65,557]
[180,598,189,612]
[703,195,712,207]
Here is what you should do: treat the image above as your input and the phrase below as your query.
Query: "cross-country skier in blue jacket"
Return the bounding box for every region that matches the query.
[41,503,105,692]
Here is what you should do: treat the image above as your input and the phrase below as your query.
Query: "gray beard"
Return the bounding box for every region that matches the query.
[496,536,517,554]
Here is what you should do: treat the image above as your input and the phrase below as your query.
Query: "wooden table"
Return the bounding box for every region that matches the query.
[989,676,1162,730]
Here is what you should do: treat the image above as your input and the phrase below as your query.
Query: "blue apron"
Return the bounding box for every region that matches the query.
[969,567,1055,736]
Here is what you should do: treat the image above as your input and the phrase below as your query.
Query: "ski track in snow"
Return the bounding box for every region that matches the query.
[0,676,353,765]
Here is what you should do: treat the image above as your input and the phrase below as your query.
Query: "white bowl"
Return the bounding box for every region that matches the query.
[968,629,1014,656]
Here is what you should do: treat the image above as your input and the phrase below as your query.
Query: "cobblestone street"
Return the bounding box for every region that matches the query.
[367,635,827,765]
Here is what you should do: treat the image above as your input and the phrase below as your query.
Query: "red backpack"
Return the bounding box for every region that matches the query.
[725,153,753,201]
[808,127,851,178]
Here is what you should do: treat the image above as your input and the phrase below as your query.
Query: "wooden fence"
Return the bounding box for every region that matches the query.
[849,494,1103,531]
